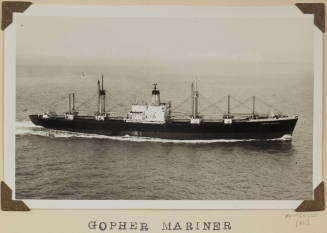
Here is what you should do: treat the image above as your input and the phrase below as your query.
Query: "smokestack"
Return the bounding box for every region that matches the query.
[152,83,160,106]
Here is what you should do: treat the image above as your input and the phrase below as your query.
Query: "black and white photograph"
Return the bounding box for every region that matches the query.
[8,6,320,204]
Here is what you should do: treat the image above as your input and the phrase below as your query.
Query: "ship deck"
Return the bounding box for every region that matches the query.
[34,114,297,123]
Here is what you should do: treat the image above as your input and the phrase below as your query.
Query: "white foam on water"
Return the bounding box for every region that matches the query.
[16,120,42,128]
[15,120,43,135]
[15,121,292,143]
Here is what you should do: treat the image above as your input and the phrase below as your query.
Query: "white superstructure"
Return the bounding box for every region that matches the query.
[126,84,169,124]
[126,104,167,124]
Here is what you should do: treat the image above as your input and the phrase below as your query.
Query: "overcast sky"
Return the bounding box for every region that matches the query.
[16,16,313,67]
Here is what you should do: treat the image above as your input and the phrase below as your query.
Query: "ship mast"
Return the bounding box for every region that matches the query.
[227,95,230,116]
[68,93,75,113]
[97,74,106,115]
[72,93,75,112]
[191,82,199,118]
[69,93,72,113]
[102,75,105,113]
[252,96,255,117]
[97,80,101,114]
[191,83,194,117]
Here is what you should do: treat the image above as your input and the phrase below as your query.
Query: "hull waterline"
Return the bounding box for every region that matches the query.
[29,115,298,140]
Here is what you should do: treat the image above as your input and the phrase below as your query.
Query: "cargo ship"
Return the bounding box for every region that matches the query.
[29,76,298,140]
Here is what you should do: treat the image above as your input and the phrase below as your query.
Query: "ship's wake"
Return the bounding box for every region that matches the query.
[16,121,292,143]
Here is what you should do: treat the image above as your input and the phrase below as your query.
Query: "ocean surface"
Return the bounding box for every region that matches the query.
[15,64,313,200]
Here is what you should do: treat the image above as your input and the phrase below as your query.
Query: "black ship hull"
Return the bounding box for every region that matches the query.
[29,115,298,140]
